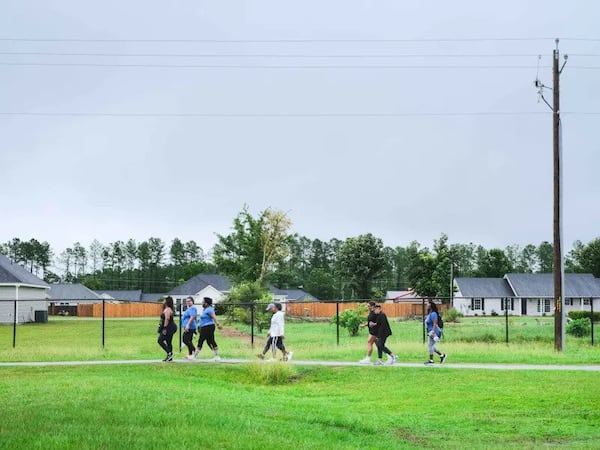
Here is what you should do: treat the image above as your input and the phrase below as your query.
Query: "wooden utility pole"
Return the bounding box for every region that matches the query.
[552,40,565,351]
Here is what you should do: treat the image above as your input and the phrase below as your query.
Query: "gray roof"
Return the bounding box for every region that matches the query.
[455,278,514,298]
[0,254,49,287]
[141,293,165,302]
[48,283,102,301]
[505,273,600,298]
[95,290,143,302]
[280,289,320,302]
[167,273,232,296]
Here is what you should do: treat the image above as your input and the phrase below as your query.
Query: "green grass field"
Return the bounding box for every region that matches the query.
[1,316,599,365]
[1,317,600,449]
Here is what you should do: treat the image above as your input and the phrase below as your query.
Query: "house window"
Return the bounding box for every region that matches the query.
[471,298,483,310]
[565,298,573,306]
[537,299,552,313]
[500,298,514,311]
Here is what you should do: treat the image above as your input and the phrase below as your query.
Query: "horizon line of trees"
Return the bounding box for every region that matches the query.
[2,209,599,300]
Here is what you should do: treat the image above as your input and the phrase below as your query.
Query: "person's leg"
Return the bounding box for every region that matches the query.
[183,330,195,355]
[367,334,376,357]
[197,327,208,353]
[157,333,168,353]
[427,336,435,363]
[205,325,219,358]
[376,338,384,361]
[259,336,273,358]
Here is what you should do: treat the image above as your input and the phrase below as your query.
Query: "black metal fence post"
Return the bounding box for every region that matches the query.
[250,303,255,348]
[505,301,509,345]
[422,298,426,344]
[12,300,17,348]
[591,297,594,346]
[178,300,183,353]
[102,299,105,348]
[336,301,340,346]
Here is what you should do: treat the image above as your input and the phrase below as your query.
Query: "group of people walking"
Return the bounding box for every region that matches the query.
[157,296,222,362]
[359,299,446,366]
[158,296,445,365]
[158,297,292,363]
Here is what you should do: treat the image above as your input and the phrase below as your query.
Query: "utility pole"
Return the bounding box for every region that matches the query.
[535,39,567,352]
[552,40,567,352]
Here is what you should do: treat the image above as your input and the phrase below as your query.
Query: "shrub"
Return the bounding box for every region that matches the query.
[331,304,367,336]
[444,307,463,323]
[568,311,600,322]
[567,318,591,338]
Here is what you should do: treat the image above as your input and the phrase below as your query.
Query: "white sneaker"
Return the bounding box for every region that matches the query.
[359,357,371,364]
[286,351,293,362]
[213,356,221,362]
[387,356,397,365]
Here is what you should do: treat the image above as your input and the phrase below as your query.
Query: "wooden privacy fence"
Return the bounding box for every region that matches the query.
[77,302,162,318]
[286,302,449,319]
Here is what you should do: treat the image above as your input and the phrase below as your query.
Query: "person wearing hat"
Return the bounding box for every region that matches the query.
[193,297,223,361]
[257,302,293,362]
[373,304,398,365]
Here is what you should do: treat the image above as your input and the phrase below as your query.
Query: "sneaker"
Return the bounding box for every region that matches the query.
[165,353,173,362]
[424,360,434,366]
[440,354,447,364]
[192,349,199,359]
[285,351,293,362]
[359,357,371,364]
[257,353,265,360]
[373,360,384,366]
[387,355,398,365]
[213,356,221,362]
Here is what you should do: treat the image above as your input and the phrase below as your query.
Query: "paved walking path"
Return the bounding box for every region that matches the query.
[1,358,599,371]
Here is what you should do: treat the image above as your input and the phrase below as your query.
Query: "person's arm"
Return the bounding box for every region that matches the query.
[209,310,222,329]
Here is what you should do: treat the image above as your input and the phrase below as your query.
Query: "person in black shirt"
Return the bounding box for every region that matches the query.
[373,304,398,365]
[359,301,378,364]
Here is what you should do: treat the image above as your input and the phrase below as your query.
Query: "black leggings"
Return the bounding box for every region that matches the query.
[263,336,286,355]
[158,326,177,354]
[197,324,218,351]
[376,336,393,359]
[182,330,196,354]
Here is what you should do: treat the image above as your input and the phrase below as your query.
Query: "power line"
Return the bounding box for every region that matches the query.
[0,51,553,58]
[0,37,558,43]
[0,111,553,118]
[0,61,555,69]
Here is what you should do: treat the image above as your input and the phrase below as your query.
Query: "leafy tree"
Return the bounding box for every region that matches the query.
[475,248,512,277]
[338,233,386,299]
[170,238,186,266]
[518,244,538,273]
[566,237,600,277]
[405,242,437,297]
[538,241,553,273]
[331,304,367,336]
[88,239,104,274]
[214,206,292,285]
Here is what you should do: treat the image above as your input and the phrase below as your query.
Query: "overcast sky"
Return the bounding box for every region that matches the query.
[1,1,599,259]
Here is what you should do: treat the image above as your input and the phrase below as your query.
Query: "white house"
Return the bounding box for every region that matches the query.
[0,254,49,324]
[454,273,600,317]
[167,273,233,309]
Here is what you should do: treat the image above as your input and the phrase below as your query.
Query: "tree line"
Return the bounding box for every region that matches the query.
[2,207,599,299]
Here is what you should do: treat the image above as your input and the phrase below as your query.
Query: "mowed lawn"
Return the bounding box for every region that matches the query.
[1,316,599,365]
[1,363,599,449]
[1,317,600,448]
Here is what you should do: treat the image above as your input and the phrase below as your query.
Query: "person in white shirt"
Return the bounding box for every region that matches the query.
[257,303,293,362]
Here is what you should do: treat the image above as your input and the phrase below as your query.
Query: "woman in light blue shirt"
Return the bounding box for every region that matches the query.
[182,297,198,359]
[194,297,223,361]
[425,299,447,365]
